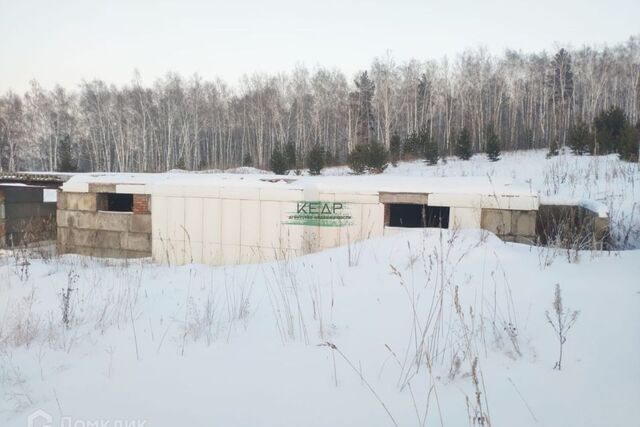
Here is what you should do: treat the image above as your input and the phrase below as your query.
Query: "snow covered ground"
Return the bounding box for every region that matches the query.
[1,150,639,427]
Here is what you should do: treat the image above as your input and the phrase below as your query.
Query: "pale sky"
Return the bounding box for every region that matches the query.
[1,0,638,93]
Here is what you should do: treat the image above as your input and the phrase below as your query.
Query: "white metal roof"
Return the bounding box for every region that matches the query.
[62,172,535,197]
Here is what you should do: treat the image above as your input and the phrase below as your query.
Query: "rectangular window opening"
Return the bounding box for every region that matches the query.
[98,193,133,212]
[387,204,450,228]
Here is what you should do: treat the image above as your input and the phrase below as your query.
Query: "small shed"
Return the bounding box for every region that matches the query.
[0,173,65,248]
[56,174,154,258]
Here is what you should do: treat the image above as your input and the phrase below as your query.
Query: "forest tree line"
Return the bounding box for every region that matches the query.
[0,36,639,173]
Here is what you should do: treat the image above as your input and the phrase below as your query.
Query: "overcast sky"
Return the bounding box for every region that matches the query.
[1,0,638,93]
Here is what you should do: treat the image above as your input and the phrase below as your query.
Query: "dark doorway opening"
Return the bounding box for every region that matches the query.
[387,204,450,228]
[98,193,133,212]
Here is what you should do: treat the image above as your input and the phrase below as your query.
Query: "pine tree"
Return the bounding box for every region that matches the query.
[594,106,627,154]
[324,149,336,167]
[57,135,77,172]
[424,136,438,165]
[455,127,472,160]
[354,71,376,145]
[270,146,288,175]
[367,141,389,173]
[403,132,420,159]
[485,125,501,162]
[619,124,639,162]
[389,133,401,166]
[347,144,368,174]
[568,121,593,155]
[306,145,325,175]
[547,139,559,158]
[242,152,253,167]
[284,140,297,170]
[175,156,186,170]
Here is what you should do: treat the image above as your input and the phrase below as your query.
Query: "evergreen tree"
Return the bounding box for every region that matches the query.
[57,134,77,172]
[403,132,420,159]
[270,146,288,175]
[568,121,593,155]
[306,145,325,175]
[175,156,186,170]
[619,124,639,162]
[594,106,627,154]
[424,137,438,165]
[546,139,559,158]
[324,149,336,167]
[389,133,401,166]
[347,144,368,174]
[454,127,472,160]
[284,140,297,170]
[354,71,376,145]
[367,141,389,173]
[242,152,253,167]
[485,125,501,162]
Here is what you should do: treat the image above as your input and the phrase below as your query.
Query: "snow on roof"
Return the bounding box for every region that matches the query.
[63,172,166,186]
[0,172,70,184]
[62,171,536,197]
[540,195,609,218]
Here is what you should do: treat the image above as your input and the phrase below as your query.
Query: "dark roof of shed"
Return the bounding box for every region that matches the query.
[0,172,71,187]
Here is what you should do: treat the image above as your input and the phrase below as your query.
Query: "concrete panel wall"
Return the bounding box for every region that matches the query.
[58,191,151,258]
[151,187,543,267]
[481,208,537,244]
[450,207,482,229]
[151,190,388,266]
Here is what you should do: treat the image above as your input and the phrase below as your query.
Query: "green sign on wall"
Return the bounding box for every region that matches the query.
[285,201,352,227]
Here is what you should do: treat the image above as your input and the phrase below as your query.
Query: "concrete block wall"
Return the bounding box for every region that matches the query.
[481,208,537,244]
[57,192,152,258]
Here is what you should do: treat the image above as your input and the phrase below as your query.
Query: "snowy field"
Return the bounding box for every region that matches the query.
[1,150,639,427]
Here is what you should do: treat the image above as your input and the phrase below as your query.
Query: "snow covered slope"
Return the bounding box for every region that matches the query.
[1,231,639,427]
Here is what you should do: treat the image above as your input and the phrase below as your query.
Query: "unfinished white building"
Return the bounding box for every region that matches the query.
[57,173,550,265]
